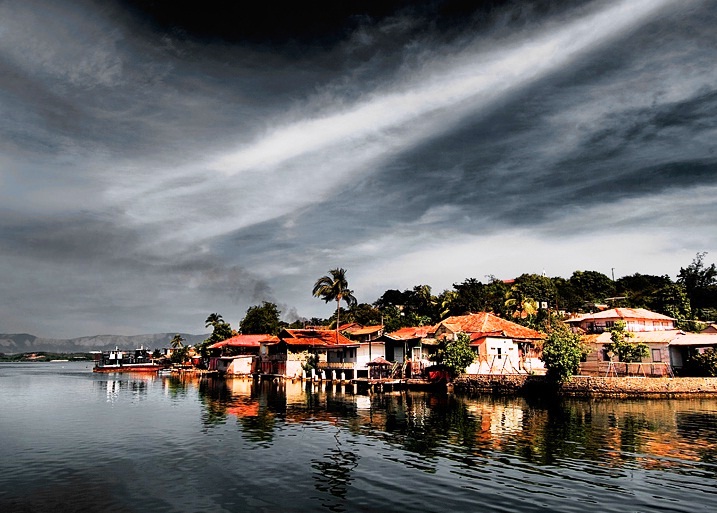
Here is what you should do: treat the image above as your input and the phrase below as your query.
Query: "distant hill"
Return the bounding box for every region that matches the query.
[0,333,210,354]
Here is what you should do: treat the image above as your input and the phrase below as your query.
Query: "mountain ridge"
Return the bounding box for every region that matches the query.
[0,332,209,354]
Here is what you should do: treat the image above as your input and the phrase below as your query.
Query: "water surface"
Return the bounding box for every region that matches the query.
[2,362,717,512]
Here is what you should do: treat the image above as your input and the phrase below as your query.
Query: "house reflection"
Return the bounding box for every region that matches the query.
[193,376,717,475]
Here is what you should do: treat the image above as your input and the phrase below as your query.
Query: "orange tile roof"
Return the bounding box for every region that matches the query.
[384,326,433,340]
[349,325,383,336]
[338,322,361,332]
[279,329,356,347]
[208,334,268,349]
[438,313,544,340]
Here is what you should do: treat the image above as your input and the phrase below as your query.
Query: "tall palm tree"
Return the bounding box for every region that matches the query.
[313,268,358,335]
[205,313,223,329]
[170,334,185,349]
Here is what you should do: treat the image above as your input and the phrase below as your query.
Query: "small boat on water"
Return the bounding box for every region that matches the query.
[93,362,163,373]
[92,348,165,373]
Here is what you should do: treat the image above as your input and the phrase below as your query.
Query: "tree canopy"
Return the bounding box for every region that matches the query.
[540,322,586,382]
[240,302,281,335]
[313,268,358,329]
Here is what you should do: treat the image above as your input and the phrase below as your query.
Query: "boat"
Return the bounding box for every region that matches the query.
[92,348,165,373]
[93,362,163,373]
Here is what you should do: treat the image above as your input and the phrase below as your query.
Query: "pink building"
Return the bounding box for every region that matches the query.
[565,308,675,333]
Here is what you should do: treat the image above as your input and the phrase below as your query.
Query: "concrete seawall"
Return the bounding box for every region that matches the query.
[453,374,717,398]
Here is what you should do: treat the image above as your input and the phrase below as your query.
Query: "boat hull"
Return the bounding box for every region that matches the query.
[92,364,162,373]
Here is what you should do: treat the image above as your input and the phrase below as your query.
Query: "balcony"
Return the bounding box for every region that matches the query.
[318,361,355,370]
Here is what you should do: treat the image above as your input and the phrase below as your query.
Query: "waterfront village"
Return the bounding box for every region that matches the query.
[93,264,717,395]
[87,256,717,394]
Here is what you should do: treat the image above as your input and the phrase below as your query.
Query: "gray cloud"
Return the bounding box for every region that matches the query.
[1,0,715,337]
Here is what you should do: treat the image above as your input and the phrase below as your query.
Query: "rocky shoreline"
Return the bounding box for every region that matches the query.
[452,374,717,398]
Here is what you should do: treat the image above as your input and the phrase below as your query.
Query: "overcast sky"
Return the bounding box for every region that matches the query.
[1,0,715,338]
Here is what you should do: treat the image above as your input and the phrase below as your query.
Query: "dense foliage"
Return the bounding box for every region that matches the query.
[363,252,717,332]
[605,321,649,363]
[687,348,717,377]
[431,332,476,379]
[540,322,587,382]
[240,301,281,335]
[220,252,716,338]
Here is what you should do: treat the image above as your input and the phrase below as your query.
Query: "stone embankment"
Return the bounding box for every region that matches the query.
[453,374,717,398]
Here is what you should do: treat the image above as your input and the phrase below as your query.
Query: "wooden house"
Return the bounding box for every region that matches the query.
[260,328,357,379]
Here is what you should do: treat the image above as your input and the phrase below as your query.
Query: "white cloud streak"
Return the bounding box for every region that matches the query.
[114,0,680,248]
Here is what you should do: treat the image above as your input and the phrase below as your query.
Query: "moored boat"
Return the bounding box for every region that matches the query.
[92,347,165,373]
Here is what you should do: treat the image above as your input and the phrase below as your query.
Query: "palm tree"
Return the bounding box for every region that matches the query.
[312,268,358,334]
[170,334,185,349]
[205,313,223,329]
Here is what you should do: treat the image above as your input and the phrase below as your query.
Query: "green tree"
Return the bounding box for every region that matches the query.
[345,303,382,326]
[312,268,358,332]
[205,312,224,329]
[404,284,439,323]
[240,301,281,335]
[605,320,648,363]
[199,313,234,362]
[540,322,587,382]
[170,346,189,365]
[688,348,717,377]
[678,252,717,318]
[431,332,476,380]
[569,270,616,310]
[170,334,185,349]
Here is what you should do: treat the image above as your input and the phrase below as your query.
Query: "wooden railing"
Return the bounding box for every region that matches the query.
[318,362,355,370]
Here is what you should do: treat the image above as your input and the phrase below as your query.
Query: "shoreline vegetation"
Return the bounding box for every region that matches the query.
[0,352,92,362]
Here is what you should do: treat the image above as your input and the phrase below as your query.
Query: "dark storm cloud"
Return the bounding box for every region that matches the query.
[1,0,714,337]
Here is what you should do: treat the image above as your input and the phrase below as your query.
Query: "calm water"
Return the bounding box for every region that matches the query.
[2,363,717,512]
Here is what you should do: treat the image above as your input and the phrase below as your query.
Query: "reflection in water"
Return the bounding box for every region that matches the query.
[94,375,152,404]
[195,378,717,479]
[312,432,360,513]
[5,364,717,513]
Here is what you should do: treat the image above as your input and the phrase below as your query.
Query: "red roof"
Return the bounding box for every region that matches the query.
[208,334,268,349]
[437,313,544,340]
[385,326,432,340]
[348,325,383,336]
[279,329,356,347]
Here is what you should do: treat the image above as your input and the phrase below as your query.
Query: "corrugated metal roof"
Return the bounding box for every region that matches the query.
[566,308,675,322]
[668,333,717,346]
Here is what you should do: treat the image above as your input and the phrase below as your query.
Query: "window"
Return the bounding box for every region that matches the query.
[496,347,502,359]
[652,349,662,362]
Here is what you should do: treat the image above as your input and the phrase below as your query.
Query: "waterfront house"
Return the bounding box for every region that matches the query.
[566,308,675,334]
[580,328,717,377]
[433,313,545,374]
[343,325,385,378]
[260,328,357,379]
[668,332,717,374]
[208,334,266,375]
[378,326,434,377]
[580,330,677,377]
